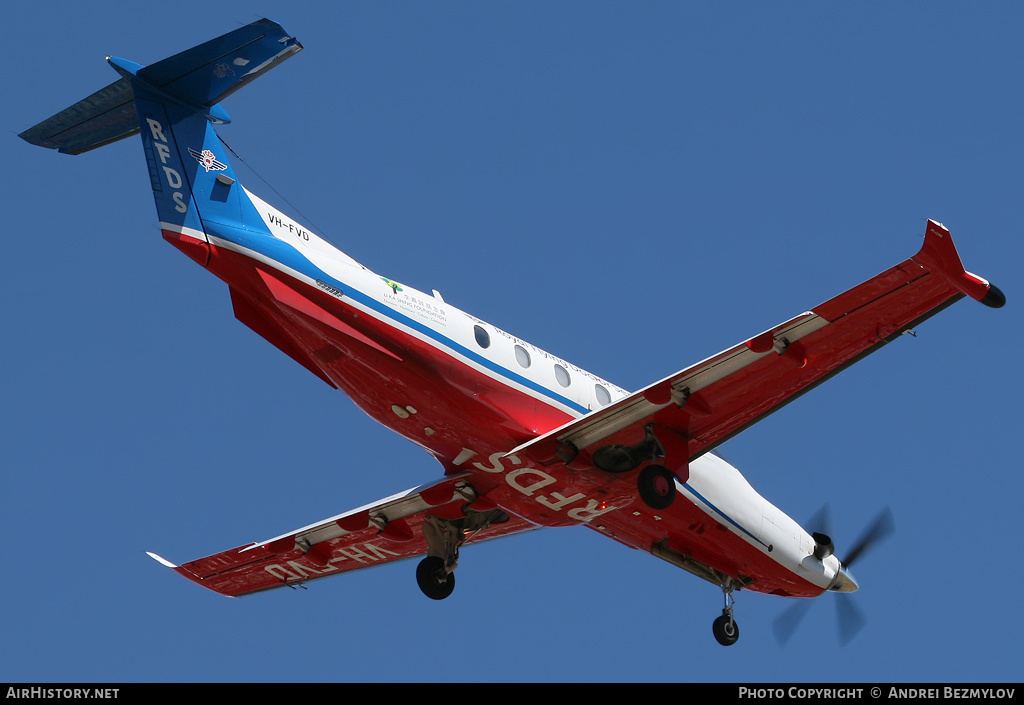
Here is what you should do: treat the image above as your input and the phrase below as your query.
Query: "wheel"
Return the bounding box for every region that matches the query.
[637,464,676,509]
[713,614,740,646]
[416,556,455,600]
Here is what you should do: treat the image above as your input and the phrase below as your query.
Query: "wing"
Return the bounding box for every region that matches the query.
[147,473,537,597]
[510,220,1004,474]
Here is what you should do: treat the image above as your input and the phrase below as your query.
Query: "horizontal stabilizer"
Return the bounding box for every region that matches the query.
[131,18,302,110]
[19,18,301,155]
[19,78,137,154]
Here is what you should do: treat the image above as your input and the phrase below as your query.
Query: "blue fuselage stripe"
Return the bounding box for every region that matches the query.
[681,482,766,548]
[217,226,590,415]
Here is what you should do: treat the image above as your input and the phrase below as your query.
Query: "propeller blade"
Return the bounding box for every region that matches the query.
[807,503,832,536]
[807,503,836,559]
[842,507,895,568]
[773,599,814,646]
[836,597,866,646]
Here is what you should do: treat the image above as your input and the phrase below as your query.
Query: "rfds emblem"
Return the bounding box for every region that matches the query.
[188,147,228,172]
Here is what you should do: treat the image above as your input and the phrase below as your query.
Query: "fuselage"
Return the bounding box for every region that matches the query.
[164,187,839,599]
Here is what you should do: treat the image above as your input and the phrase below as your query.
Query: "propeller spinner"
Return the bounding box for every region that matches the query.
[774,507,895,645]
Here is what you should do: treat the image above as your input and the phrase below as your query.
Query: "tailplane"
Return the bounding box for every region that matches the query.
[20,19,301,155]
[20,19,302,265]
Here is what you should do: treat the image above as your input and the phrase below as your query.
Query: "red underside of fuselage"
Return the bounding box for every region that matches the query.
[164,229,824,599]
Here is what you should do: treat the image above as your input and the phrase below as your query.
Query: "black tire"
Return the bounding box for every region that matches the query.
[713,614,740,646]
[638,464,676,509]
[416,556,455,600]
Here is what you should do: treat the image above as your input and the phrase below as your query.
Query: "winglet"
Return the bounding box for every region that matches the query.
[915,220,1005,308]
[146,551,178,568]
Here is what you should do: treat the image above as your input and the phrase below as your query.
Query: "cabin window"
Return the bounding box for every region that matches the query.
[473,325,491,349]
[554,364,571,388]
[514,345,531,368]
[595,384,611,406]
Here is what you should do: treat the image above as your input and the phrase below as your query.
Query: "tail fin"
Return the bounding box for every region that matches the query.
[20,19,301,265]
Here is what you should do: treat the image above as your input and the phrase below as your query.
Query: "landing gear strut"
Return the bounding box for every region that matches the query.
[414,507,509,600]
[712,584,740,646]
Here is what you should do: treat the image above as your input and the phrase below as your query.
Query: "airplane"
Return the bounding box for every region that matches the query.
[19,18,1005,646]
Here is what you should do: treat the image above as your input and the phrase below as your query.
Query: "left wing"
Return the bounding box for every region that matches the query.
[511,220,1004,476]
[148,473,536,597]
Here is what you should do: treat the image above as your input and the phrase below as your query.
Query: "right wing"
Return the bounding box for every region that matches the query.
[509,220,1005,473]
[147,473,537,597]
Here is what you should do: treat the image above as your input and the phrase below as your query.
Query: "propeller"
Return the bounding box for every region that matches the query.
[842,507,895,569]
[772,506,894,646]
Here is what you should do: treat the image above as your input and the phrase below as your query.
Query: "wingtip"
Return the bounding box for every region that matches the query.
[917,220,1002,306]
[146,551,178,568]
[981,283,1006,309]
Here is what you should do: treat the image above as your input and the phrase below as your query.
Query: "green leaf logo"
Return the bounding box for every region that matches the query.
[381,277,403,293]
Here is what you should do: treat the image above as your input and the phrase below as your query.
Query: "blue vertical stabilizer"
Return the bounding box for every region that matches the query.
[20,19,303,261]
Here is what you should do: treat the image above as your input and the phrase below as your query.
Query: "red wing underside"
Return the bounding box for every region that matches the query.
[513,221,1000,471]
[154,221,1002,598]
[152,473,537,597]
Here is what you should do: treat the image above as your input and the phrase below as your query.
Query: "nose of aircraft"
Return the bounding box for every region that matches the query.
[829,565,859,593]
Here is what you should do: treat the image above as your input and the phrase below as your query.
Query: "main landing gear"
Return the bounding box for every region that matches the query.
[637,464,676,509]
[591,424,683,510]
[712,584,740,646]
[414,506,509,601]
[416,555,455,600]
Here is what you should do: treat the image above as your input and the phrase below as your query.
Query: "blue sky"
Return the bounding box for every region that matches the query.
[3,1,1021,683]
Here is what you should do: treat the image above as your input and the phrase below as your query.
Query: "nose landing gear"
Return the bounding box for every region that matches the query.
[712,584,740,646]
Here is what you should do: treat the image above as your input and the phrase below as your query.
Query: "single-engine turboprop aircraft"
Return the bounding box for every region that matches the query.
[20,19,1006,646]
